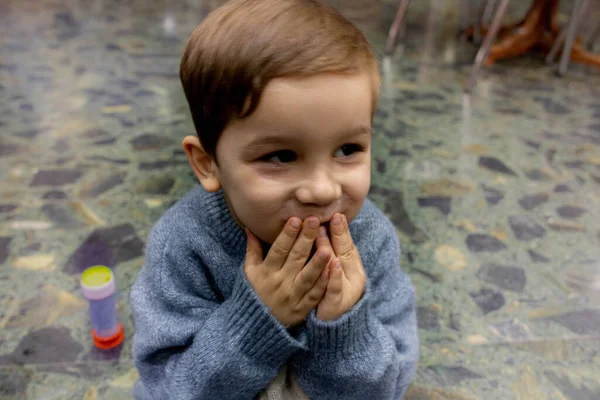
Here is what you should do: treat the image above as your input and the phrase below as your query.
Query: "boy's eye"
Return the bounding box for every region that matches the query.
[335,143,363,158]
[259,150,297,164]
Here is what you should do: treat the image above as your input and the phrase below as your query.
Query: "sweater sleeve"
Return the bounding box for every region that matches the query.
[291,221,419,399]
[130,227,306,400]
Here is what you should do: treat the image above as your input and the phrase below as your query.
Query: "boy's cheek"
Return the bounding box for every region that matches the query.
[248,220,289,245]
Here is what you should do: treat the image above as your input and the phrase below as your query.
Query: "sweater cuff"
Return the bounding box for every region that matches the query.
[225,271,306,367]
[305,289,373,359]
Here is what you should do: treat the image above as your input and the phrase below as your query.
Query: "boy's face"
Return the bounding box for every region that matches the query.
[189,72,374,244]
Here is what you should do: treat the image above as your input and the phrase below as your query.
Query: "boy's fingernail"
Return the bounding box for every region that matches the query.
[290,218,301,229]
[308,217,319,229]
[319,226,327,237]
[332,214,342,226]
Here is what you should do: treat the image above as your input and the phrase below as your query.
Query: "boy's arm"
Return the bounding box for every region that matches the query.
[291,222,419,399]
[131,229,305,400]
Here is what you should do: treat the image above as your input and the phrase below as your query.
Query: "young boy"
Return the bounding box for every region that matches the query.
[130,0,419,398]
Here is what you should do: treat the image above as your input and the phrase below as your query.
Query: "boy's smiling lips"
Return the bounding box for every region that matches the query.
[287,214,341,228]
[292,209,344,225]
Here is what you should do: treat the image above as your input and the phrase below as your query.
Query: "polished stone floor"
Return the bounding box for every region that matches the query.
[1,0,600,399]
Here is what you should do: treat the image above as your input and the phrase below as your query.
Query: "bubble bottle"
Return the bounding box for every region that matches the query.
[81,265,124,349]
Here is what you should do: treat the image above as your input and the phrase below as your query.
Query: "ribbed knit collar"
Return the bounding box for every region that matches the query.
[202,188,247,255]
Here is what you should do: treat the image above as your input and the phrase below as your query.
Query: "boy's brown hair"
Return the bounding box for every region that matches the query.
[180,0,380,161]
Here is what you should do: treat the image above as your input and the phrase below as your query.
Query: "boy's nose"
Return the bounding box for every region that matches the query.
[295,169,342,206]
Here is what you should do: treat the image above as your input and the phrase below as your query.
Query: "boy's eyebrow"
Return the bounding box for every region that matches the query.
[244,126,372,154]
[246,126,371,149]
[244,135,293,152]
[348,126,372,137]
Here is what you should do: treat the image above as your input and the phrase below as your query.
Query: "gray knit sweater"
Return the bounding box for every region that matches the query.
[130,186,418,399]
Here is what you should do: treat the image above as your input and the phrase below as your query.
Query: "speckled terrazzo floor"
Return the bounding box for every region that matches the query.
[1,0,600,399]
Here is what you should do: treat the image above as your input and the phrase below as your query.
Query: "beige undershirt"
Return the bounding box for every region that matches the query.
[257,364,310,400]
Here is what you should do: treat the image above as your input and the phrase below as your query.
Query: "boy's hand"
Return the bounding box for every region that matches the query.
[316,213,366,322]
[244,217,333,327]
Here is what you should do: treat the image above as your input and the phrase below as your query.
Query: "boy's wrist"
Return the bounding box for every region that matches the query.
[226,271,307,365]
[305,291,372,358]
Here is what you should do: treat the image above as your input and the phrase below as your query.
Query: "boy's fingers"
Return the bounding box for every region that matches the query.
[315,226,334,254]
[330,214,356,262]
[282,217,320,272]
[326,258,343,296]
[293,247,330,294]
[264,217,302,269]
[299,264,329,309]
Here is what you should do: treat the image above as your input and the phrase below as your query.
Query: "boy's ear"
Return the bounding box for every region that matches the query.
[182,136,221,192]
